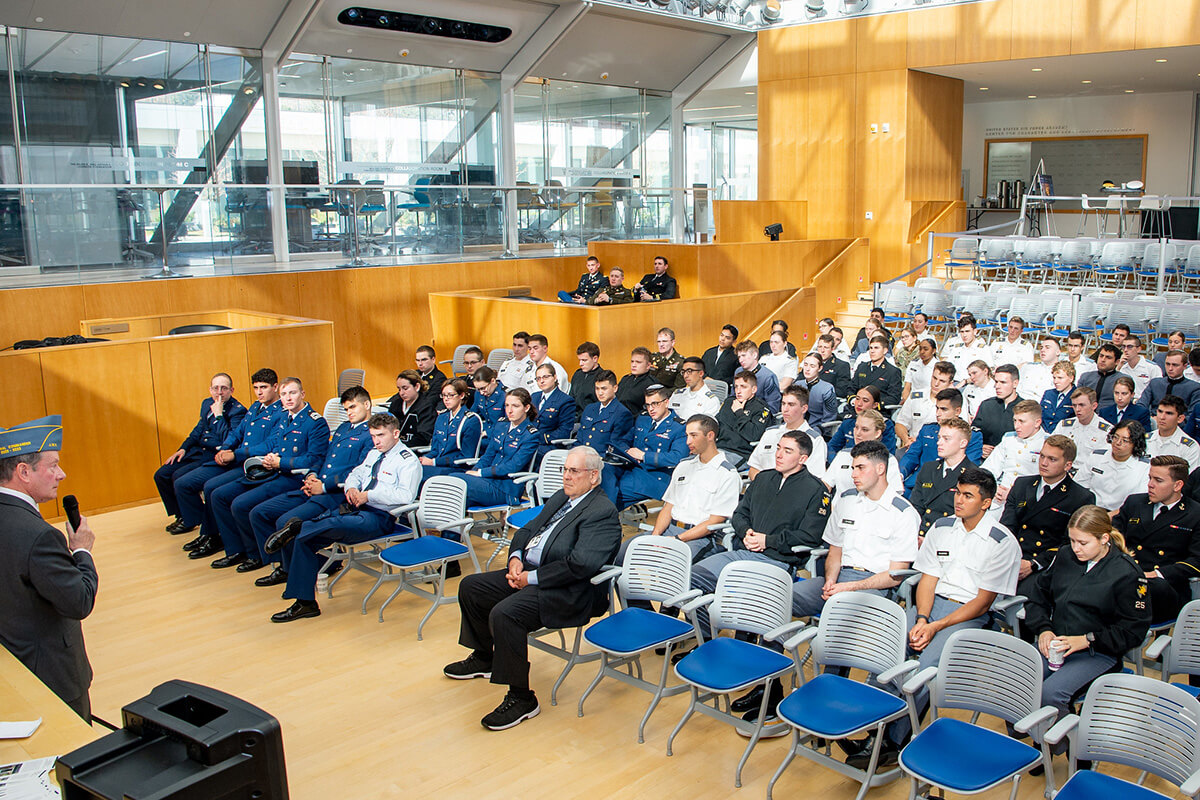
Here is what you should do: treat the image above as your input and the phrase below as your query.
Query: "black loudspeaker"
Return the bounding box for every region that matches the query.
[55,680,289,800]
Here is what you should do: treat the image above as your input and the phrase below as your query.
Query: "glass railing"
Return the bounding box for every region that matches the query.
[0,181,730,286]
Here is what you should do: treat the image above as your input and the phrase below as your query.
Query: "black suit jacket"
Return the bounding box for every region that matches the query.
[702,346,738,387]
[819,358,852,399]
[909,458,975,533]
[1114,493,1200,593]
[509,488,622,627]
[0,494,98,706]
[1001,475,1096,568]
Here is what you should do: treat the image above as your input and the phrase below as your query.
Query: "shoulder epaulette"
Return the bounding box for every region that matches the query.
[839,487,859,498]
[1097,419,1112,430]
[989,526,1009,543]
[931,516,955,529]
[1001,431,1017,439]
[1183,436,1197,447]
[1062,418,1076,427]
[309,410,322,420]
[891,495,913,512]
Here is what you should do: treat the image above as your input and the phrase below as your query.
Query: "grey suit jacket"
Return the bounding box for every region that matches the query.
[0,494,98,705]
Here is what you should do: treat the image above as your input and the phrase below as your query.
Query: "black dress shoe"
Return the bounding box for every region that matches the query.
[837,735,873,759]
[271,600,320,623]
[443,561,462,579]
[235,558,265,573]
[263,517,302,555]
[738,683,784,725]
[846,737,901,771]
[670,646,695,665]
[166,518,196,534]
[187,538,222,559]
[731,686,766,713]
[210,552,246,569]
[255,566,289,587]
[182,534,206,551]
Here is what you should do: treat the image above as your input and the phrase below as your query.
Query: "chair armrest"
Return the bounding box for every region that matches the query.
[888,568,919,582]
[662,588,702,608]
[1179,768,1200,798]
[1013,705,1058,736]
[901,666,938,696]
[876,659,920,688]
[1044,714,1079,747]
[512,474,539,486]
[591,565,622,585]
[388,502,420,519]
[679,593,714,615]
[638,522,656,533]
[455,457,480,467]
[550,438,576,446]
[438,358,452,365]
[410,445,431,455]
[1145,633,1172,661]
[992,594,1027,613]
[791,544,813,555]
[438,517,476,534]
[764,620,808,644]
[781,626,818,651]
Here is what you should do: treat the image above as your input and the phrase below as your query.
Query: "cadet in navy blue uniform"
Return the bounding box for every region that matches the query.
[828,386,898,463]
[460,388,541,508]
[899,388,984,490]
[601,384,688,508]
[245,386,376,580]
[180,369,282,556]
[207,377,330,569]
[156,372,247,533]
[420,379,484,481]
[1099,376,1152,428]
[470,366,507,427]
[530,364,576,458]
[1039,362,1076,432]
[574,370,635,456]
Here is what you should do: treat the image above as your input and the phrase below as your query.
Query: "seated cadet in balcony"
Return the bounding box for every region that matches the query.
[1040,361,1077,433]
[568,342,603,422]
[601,384,688,509]
[797,354,838,429]
[702,324,739,388]
[909,417,976,535]
[852,335,903,411]
[419,379,484,481]
[734,340,781,414]
[461,389,541,508]
[715,372,773,466]
[575,370,635,455]
[470,366,507,428]
[828,386,898,459]
[617,347,658,416]
[899,387,984,492]
[156,372,247,534]
[650,327,686,389]
[530,364,576,458]
[586,266,634,305]
[246,386,376,584]
[633,254,678,302]
[557,254,607,304]
[1099,375,1151,428]
[387,370,438,449]
[414,346,446,399]
[669,357,722,421]
[815,334,852,398]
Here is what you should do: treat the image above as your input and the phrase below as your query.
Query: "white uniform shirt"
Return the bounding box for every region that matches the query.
[1186,366,1200,383]
[823,486,921,573]
[1121,358,1162,399]
[982,429,1047,489]
[662,453,742,526]
[826,451,904,495]
[1052,415,1113,472]
[498,356,534,391]
[914,516,1021,604]
[991,338,1035,369]
[1019,362,1056,404]
[522,357,569,394]
[344,443,422,513]
[962,380,995,421]
[670,385,722,421]
[747,423,827,482]
[905,358,937,396]
[943,338,993,379]
[894,391,935,437]
[759,353,799,385]
[1075,452,1150,511]
[1068,356,1096,377]
[1148,427,1200,471]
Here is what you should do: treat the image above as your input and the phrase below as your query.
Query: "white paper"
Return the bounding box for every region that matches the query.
[0,720,41,740]
[0,756,60,798]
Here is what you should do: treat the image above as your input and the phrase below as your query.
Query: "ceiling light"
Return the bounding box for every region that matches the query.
[120,81,130,88]
[34,16,43,22]
[1081,80,1091,84]
[760,0,781,23]
[129,50,167,63]
[183,31,191,37]
[1125,89,1134,93]
[1156,58,1167,63]
[153,83,164,90]
[1027,95,1037,99]
[1031,67,1042,72]
[805,0,826,14]
[979,86,989,91]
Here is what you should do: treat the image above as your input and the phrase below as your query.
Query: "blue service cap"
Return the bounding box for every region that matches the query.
[0,415,63,458]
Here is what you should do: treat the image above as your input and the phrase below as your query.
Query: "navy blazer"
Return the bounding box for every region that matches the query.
[532,388,577,451]
[1099,402,1151,429]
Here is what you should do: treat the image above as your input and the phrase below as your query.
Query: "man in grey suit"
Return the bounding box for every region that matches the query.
[444,445,621,731]
[0,415,98,721]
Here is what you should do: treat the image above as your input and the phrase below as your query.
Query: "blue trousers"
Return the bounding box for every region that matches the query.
[282,506,393,602]
[199,468,245,540]
[211,474,303,558]
[421,465,466,483]
[173,462,230,528]
[460,474,521,508]
[616,467,670,510]
[153,450,211,518]
[249,491,341,565]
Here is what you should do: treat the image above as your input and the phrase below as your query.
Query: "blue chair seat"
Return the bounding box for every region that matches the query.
[508,505,543,528]
[1055,769,1171,800]
[776,673,907,738]
[585,607,694,655]
[1172,682,1200,698]
[1048,328,1071,339]
[675,637,793,692]
[380,536,468,568]
[899,717,1040,793]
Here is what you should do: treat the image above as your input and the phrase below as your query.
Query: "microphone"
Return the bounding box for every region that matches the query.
[63,494,81,532]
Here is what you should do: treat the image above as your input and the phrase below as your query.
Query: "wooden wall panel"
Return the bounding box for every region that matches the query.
[857,13,908,73]
[698,239,856,295]
[805,74,857,239]
[1071,0,1138,54]
[0,286,86,351]
[148,334,252,461]
[82,281,173,319]
[808,19,857,77]
[745,288,818,352]
[39,342,160,512]
[906,5,959,68]
[812,242,870,328]
[1010,0,1074,58]
[757,24,809,82]
[906,70,964,201]
[956,0,1013,64]
[757,78,810,202]
[0,351,56,518]
[713,200,809,243]
[170,276,240,313]
[1135,0,1200,47]
[244,324,337,408]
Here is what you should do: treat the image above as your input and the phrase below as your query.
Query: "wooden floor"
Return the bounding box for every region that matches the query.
[77,502,1164,799]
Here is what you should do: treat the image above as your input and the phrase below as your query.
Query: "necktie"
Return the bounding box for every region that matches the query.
[525,501,571,552]
[364,454,384,491]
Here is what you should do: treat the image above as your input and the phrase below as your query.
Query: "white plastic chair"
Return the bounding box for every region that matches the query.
[440,343,481,376]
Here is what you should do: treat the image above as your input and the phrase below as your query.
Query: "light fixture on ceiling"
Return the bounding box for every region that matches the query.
[119,81,130,88]
[979,86,989,91]
[153,82,165,90]
[760,0,781,23]
[129,49,167,63]
[1031,67,1042,72]
[1081,79,1091,84]
[1156,58,1167,63]
[1125,89,1134,93]
[805,0,826,17]
[842,0,870,13]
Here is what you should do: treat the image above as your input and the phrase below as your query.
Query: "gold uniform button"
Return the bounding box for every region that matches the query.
[1036,541,1042,548]
[1021,524,1028,530]
[926,508,932,513]
[1159,550,1165,556]
[1137,545,1144,551]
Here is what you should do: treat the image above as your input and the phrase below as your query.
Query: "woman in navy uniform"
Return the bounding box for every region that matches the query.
[420,378,484,482]
[530,364,576,458]
[1040,362,1076,432]
[388,369,437,448]
[470,366,507,427]
[1023,505,1150,742]
[461,389,540,508]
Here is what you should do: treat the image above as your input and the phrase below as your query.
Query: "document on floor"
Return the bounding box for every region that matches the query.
[0,719,41,739]
[0,756,60,799]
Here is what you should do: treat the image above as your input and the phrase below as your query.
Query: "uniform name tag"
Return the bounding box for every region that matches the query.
[841,519,854,525]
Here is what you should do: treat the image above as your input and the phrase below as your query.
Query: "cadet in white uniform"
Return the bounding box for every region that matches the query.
[1075,418,1151,511]
[961,364,995,421]
[1147,395,1200,472]
[894,362,953,447]
[1051,387,1112,473]
[1019,338,1064,403]
[943,317,993,379]
[747,385,827,483]
[990,317,1035,368]
[902,338,939,402]
[981,400,1047,510]
[497,333,535,391]
[521,341,569,395]
[1119,337,1162,399]
[670,357,722,420]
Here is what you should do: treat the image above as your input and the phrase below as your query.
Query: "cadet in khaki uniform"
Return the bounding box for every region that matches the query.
[586,266,635,305]
[650,327,686,389]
